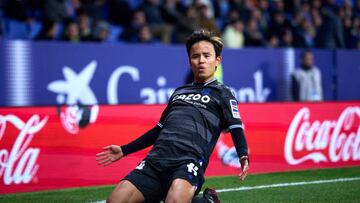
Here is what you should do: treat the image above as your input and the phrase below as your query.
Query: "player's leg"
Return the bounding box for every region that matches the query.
[107,180,144,203]
[108,159,163,203]
[165,160,204,203]
[165,178,196,203]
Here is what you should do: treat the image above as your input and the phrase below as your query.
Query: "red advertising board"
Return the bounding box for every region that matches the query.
[0,102,359,194]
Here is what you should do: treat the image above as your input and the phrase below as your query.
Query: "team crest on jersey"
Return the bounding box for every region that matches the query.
[230,99,241,119]
[201,88,211,95]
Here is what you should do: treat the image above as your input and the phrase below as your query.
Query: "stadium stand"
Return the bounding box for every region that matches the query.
[0,0,359,49]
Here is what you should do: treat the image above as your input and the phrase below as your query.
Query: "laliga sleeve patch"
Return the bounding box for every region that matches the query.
[229,99,241,119]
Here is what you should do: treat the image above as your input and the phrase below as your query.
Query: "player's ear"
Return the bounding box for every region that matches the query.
[216,56,222,67]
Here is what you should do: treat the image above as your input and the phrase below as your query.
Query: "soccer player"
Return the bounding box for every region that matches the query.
[96,30,249,203]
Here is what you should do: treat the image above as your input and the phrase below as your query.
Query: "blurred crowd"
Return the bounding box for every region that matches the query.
[1,0,360,49]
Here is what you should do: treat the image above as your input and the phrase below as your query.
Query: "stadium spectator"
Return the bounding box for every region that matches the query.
[136,24,156,43]
[119,9,147,42]
[213,0,230,20]
[268,11,291,41]
[222,18,245,48]
[161,0,187,25]
[280,28,294,47]
[80,0,108,21]
[61,19,81,42]
[43,0,69,22]
[269,0,286,15]
[353,17,360,49]
[228,0,248,23]
[223,8,241,29]
[190,0,216,19]
[34,20,58,41]
[291,50,323,102]
[197,3,221,36]
[173,6,200,44]
[1,0,360,50]
[139,0,173,44]
[355,0,360,17]
[92,20,110,42]
[267,34,279,47]
[244,17,266,47]
[96,29,249,203]
[76,8,93,41]
[108,0,133,27]
[315,7,345,48]
[251,7,269,36]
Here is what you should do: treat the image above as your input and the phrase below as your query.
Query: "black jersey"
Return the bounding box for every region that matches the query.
[147,79,243,168]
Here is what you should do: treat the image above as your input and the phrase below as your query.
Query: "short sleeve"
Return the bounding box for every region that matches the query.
[157,88,177,128]
[220,87,244,131]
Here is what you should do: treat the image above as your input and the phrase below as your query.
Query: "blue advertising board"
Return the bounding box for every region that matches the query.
[336,50,360,100]
[0,41,358,106]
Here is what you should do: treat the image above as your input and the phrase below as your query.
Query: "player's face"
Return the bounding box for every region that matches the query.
[189,40,221,83]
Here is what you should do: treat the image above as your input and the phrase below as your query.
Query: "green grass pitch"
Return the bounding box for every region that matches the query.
[1,166,360,203]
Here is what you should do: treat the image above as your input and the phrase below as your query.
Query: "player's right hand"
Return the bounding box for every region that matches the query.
[239,156,249,181]
[96,145,124,166]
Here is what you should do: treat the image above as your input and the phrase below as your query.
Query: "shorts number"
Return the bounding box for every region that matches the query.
[136,160,145,170]
[187,162,198,176]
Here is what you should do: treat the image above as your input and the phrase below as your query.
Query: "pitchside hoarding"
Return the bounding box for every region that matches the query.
[1,41,357,107]
[1,102,359,194]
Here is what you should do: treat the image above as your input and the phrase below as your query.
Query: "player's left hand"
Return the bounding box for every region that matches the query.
[239,156,249,181]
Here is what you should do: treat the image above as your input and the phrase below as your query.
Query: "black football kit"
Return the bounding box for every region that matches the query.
[121,79,248,202]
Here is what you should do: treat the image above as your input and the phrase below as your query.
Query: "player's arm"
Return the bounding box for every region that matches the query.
[291,74,300,101]
[121,125,161,156]
[230,127,249,181]
[96,126,161,166]
[220,87,250,180]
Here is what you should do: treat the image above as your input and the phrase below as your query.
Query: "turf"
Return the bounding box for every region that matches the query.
[1,166,359,203]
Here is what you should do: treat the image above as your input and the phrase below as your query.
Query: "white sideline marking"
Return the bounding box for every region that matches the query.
[92,177,360,203]
[215,177,360,193]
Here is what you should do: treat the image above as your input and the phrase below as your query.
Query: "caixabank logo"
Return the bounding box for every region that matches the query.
[45,60,271,107]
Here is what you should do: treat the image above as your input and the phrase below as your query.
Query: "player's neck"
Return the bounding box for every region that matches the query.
[194,76,215,83]
[193,78,216,86]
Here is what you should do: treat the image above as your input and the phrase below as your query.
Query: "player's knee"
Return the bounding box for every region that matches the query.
[166,179,194,203]
[106,187,123,203]
[107,180,144,203]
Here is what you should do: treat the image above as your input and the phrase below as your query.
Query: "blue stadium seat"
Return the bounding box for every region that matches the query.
[3,18,30,40]
[54,23,64,40]
[107,24,123,42]
[29,21,42,39]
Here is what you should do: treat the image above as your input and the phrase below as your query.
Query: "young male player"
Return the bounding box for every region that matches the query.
[96,30,249,203]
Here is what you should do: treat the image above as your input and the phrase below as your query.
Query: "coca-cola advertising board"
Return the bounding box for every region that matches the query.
[1,102,359,194]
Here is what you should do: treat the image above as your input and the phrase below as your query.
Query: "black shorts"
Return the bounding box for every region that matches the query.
[123,158,204,202]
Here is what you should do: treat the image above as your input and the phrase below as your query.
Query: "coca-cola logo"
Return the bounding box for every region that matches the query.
[0,114,47,185]
[285,106,360,165]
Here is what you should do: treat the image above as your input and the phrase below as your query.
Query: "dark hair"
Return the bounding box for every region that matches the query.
[186,30,223,57]
[301,49,313,59]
